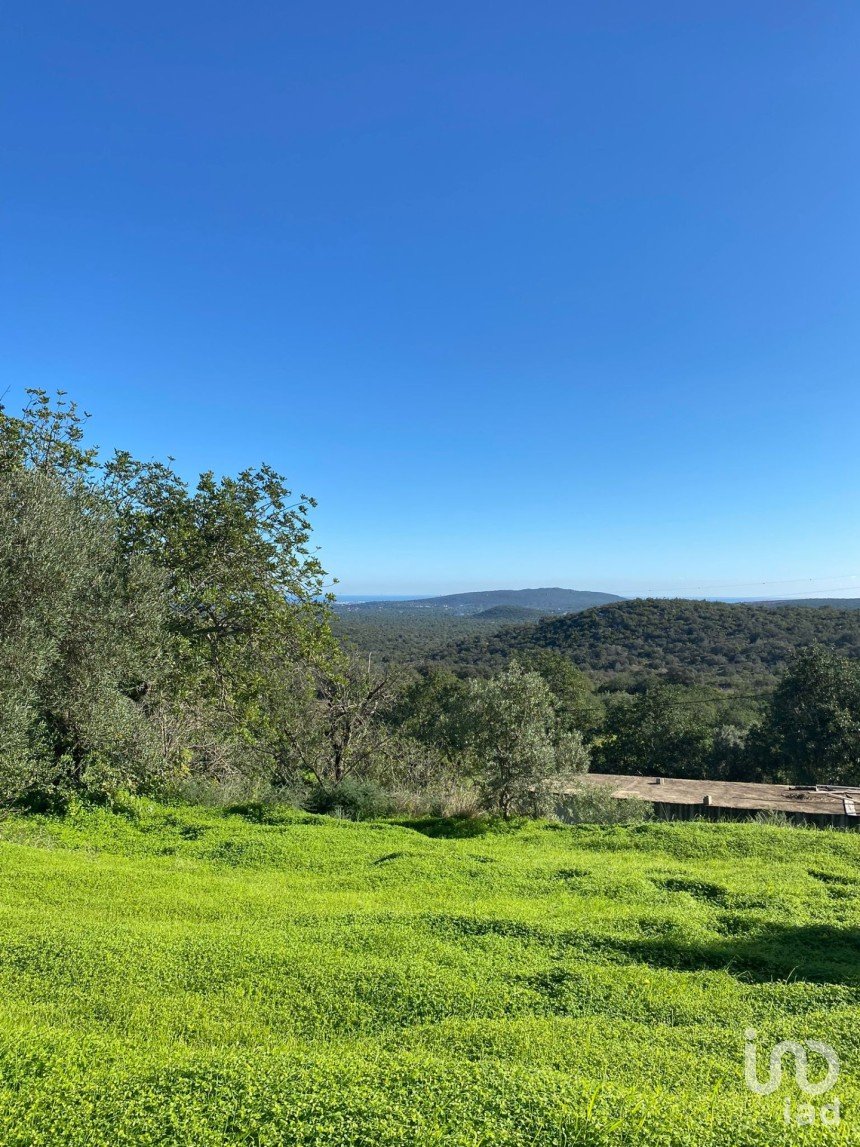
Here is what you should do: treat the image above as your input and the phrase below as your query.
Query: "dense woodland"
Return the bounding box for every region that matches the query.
[337,592,860,686]
[425,597,860,684]
[333,589,618,663]
[2,391,860,823]
[333,609,533,662]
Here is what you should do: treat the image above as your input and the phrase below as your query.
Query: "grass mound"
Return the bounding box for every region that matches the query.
[0,800,857,1144]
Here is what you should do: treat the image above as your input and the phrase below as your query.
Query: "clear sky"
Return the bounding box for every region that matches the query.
[3,2,859,597]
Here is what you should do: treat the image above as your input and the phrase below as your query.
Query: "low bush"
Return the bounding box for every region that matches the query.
[753,809,796,828]
[164,774,307,809]
[554,781,653,825]
[305,777,396,820]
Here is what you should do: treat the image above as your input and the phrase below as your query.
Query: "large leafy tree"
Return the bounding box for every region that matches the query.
[0,389,336,798]
[750,647,860,786]
[595,685,716,780]
[103,453,335,714]
[520,649,604,736]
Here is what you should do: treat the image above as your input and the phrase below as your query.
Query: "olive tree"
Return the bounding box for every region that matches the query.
[466,662,589,818]
[0,388,338,800]
[0,469,169,803]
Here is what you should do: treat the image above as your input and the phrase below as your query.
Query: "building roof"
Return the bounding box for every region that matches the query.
[572,773,860,818]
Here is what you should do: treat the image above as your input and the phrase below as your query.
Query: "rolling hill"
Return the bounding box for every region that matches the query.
[474,605,543,620]
[333,588,623,661]
[427,597,860,683]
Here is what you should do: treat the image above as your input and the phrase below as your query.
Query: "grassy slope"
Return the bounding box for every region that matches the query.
[0,802,858,1145]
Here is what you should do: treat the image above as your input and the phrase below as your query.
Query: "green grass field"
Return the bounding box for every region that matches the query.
[0,800,857,1145]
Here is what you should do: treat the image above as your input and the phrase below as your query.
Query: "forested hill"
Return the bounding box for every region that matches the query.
[427,597,860,683]
[474,605,543,620]
[333,588,624,660]
[334,587,622,617]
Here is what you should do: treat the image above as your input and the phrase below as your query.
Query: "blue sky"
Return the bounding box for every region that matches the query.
[3,2,859,597]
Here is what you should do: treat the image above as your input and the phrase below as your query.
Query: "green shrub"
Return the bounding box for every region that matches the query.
[554,780,653,825]
[306,778,395,820]
[753,809,796,828]
[467,663,589,819]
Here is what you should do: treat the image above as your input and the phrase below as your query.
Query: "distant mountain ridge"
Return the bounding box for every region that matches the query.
[334,587,623,617]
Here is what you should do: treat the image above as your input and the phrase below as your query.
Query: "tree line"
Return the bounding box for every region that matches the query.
[394,646,860,789]
[422,596,860,687]
[0,391,588,819]
[2,391,858,825]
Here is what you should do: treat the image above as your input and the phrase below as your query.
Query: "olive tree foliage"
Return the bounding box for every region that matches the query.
[554,780,652,825]
[465,662,589,818]
[0,389,338,802]
[0,466,168,804]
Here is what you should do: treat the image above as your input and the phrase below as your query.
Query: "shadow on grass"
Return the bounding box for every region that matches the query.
[396,816,494,839]
[607,923,860,985]
[524,924,860,1010]
[397,815,529,839]
[225,802,319,826]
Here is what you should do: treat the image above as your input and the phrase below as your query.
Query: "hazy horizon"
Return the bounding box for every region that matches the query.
[335,582,860,602]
